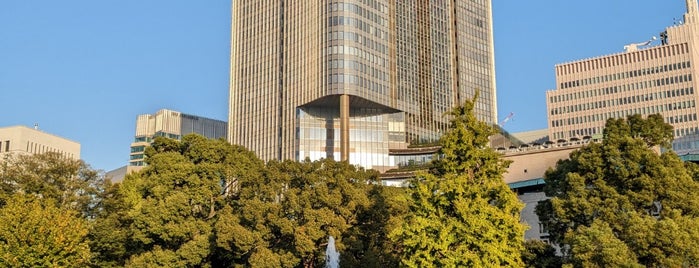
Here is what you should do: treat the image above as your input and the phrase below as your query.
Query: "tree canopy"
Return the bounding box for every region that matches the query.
[91,135,264,267]
[0,194,91,267]
[0,152,101,266]
[392,95,526,267]
[0,152,104,217]
[90,134,399,267]
[537,114,699,266]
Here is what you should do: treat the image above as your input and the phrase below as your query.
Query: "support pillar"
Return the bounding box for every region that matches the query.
[340,94,350,162]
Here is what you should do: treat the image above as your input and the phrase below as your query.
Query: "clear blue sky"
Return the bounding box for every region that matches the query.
[0,1,688,171]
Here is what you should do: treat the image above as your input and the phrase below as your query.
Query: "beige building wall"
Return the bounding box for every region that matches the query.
[546,1,699,143]
[0,125,80,160]
[229,0,497,168]
[502,144,581,184]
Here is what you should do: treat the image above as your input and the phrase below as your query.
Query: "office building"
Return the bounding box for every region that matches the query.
[229,0,498,171]
[128,109,227,170]
[0,125,80,160]
[546,0,699,151]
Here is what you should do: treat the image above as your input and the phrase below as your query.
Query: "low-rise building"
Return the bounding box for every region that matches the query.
[0,125,80,160]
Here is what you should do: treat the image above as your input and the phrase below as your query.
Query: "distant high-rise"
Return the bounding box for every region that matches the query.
[128,109,227,169]
[228,0,497,171]
[546,0,699,153]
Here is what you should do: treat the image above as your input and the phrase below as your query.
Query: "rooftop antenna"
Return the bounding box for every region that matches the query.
[623,36,657,52]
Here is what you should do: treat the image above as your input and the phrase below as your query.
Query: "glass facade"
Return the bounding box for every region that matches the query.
[297,105,405,170]
[229,0,497,171]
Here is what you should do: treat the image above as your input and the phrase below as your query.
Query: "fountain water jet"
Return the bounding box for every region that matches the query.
[325,236,340,268]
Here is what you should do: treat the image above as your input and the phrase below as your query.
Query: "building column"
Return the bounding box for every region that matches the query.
[340,94,350,162]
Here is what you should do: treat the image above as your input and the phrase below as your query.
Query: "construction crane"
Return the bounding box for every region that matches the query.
[498,112,515,127]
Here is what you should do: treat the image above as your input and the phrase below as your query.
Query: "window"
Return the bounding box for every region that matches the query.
[4,141,9,152]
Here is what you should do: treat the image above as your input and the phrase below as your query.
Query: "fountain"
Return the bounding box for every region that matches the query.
[325,236,340,268]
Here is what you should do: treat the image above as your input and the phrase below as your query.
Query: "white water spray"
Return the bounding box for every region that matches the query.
[325,236,340,268]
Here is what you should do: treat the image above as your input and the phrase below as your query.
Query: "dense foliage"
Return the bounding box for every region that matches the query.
[0,152,102,267]
[19,106,695,267]
[391,95,526,267]
[89,135,402,267]
[0,152,104,217]
[537,114,699,267]
[521,240,561,268]
[0,194,91,267]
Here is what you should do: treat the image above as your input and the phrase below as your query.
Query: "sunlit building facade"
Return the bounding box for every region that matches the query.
[229,0,497,171]
[0,125,80,160]
[128,109,227,170]
[546,0,699,154]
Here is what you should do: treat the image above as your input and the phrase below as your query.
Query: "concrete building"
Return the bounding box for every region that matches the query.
[546,0,699,153]
[229,0,498,171]
[503,140,590,241]
[128,109,227,170]
[0,125,80,160]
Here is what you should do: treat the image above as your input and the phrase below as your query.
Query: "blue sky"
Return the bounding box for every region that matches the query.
[0,1,688,171]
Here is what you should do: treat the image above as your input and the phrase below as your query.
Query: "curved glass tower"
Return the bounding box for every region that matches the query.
[229,0,497,172]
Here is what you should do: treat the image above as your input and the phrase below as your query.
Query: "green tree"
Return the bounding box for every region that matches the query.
[537,114,699,266]
[565,220,641,268]
[342,185,409,267]
[215,159,378,268]
[90,134,264,267]
[0,194,91,267]
[521,240,561,268]
[0,152,104,217]
[392,95,526,267]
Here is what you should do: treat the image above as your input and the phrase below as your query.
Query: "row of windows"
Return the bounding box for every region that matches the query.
[328,16,387,41]
[327,73,387,94]
[299,127,388,143]
[672,129,699,151]
[558,61,691,91]
[555,125,699,140]
[551,100,696,128]
[552,127,601,140]
[327,30,387,55]
[328,59,388,82]
[22,141,74,159]
[326,45,386,67]
[154,131,180,140]
[551,86,694,115]
[551,74,692,105]
[327,2,388,27]
[558,43,688,75]
[130,145,146,153]
[675,127,699,138]
[134,136,153,143]
[667,113,698,124]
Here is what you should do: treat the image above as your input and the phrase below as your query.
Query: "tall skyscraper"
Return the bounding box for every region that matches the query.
[546,0,699,153]
[229,0,497,171]
[128,109,227,169]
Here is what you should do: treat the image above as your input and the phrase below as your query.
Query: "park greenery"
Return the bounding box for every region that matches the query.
[537,114,699,267]
[4,100,699,267]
